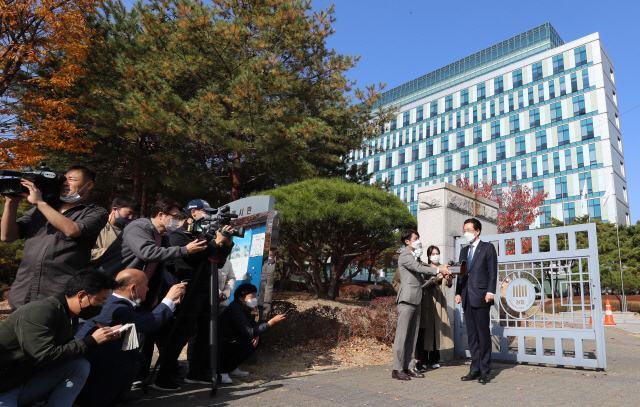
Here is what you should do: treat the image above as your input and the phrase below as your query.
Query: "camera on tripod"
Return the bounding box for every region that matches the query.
[0,163,66,206]
[186,204,245,241]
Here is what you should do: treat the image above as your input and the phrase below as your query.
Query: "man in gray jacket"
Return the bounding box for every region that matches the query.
[391,229,449,381]
[96,197,207,309]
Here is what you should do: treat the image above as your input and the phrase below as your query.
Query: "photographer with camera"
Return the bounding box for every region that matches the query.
[1,164,109,310]
[153,199,235,391]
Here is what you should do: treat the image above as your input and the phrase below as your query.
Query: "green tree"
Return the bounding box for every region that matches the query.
[256,178,416,300]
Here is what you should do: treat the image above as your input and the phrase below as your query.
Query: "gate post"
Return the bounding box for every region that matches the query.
[416,183,499,361]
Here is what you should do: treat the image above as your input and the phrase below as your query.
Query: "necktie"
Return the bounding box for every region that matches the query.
[467,244,474,268]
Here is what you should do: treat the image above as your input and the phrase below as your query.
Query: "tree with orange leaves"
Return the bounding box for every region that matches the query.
[0,0,97,168]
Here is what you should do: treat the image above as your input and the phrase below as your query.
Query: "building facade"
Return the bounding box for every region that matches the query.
[351,23,630,226]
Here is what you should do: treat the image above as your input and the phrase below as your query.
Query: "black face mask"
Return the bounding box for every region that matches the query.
[78,298,103,320]
[113,210,131,229]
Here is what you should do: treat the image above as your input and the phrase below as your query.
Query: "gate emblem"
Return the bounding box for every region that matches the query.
[505,278,536,313]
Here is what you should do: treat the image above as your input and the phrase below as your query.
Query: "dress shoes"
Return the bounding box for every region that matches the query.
[404,369,425,378]
[391,370,411,380]
[461,371,480,381]
[478,373,491,384]
[414,362,428,373]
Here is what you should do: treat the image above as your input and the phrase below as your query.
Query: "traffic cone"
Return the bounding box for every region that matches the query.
[604,299,616,325]
[589,314,592,325]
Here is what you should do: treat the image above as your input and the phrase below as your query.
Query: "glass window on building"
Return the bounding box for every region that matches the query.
[410,205,417,217]
[473,126,482,144]
[429,159,437,176]
[449,114,453,130]
[376,174,382,184]
[426,141,433,157]
[494,76,504,94]
[457,131,465,149]
[496,141,506,160]
[386,153,392,168]
[477,83,486,101]
[560,76,566,96]
[549,79,556,98]
[474,170,479,185]
[461,151,469,169]
[478,147,488,165]
[501,163,507,183]
[416,106,424,122]
[430,101,438,117]
[398,132,404,147]
[441,136,449,153]
[563,202,575,223]
[403,111,410,127]
[570,73,578,93]
[411,128,416,143]
[490,100,496,118]
[499,97,505,114]
[553,54,564,74]
[589,199,601,220]
[579,172,593,193]
[482,168,488,181]
[433,120,438,135]
[553,152,561,172]
[540,206,551,227]
[441,117,446,133]
[542,155,549,175]
[518,90,524,108]
[624,186,628,202]
[513,69,523,87]
[410,186,415,202]
[426,123,431,137]
[564,149,572,170]
[516,136,526,156]
[556,177,568,198]
[509,115,520,134]
[530,108,540,128]
[575,46,587,67]
[582,69,590,88]
[460,89,469,106]
[390,118,397,131]
[456,111,461,128]
[509,94,514,111]
[415,163,422,180]
[445,156,453,173]
[388,171,395,185]
[473,106,478,123]
[521,159,528,179]
[412,145,419,161]
[492,166,497,182]
[398,150,405,165]
[419,126,423,140]
[577,147,584,168]
[589,144,597,165]
[581,118,594,140]
[573,95,586,116]
[532,62,543,81]
[532,158,538,177]
[538,83,544,103]
[374,157,380,172]
[511,162,517,180]
[491,121,500,139]
[403,187,408,202]
[401,167,408,183]
[551,102,562,123]
[528,88,534,105]
[533,180,544,194]
[558,124,570,145]
[445,96,453,112]
[481,104,487,120]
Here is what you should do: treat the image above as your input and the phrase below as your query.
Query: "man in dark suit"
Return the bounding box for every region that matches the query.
[455,218,498,384]
[75,269,186,405]
[391,229,449,381]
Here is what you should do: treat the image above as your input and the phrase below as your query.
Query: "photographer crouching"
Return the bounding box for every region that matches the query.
[0,165,108,310]
[153,199,235,391]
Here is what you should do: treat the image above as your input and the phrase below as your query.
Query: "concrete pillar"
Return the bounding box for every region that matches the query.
[416,182,498,361]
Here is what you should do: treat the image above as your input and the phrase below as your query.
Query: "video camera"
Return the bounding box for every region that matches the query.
[186,204,245,242]
[0,163,66,206]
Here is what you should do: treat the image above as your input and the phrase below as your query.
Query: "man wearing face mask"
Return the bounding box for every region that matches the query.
[391,229,451,381]
[1,164,109,310]
[90,195,138,263]
[455,218,498,385]
[155,199,235,390]
[74,269,187,405]
[96,197,207,310]
[218,284,286,384]
[0,269,122,407]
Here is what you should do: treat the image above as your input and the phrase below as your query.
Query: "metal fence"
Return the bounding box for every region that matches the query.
[454,223,606,369]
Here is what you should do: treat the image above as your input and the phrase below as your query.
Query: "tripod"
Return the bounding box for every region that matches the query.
[143,257,220,397]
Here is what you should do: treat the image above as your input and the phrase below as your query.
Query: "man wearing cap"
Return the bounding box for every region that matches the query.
[153,199,235,390]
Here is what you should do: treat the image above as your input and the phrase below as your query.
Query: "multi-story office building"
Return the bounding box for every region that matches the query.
[352,23,630,226]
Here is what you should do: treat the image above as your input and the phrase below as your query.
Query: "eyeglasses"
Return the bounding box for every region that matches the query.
[88,295,106,307]
[164,212,180,220]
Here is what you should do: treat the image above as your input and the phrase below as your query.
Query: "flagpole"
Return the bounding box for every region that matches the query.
[605,169,626,312]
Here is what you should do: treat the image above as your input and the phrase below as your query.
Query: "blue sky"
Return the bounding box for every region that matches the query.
[119,0,640,222]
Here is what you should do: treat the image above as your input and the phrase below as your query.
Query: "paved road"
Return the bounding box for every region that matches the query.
[136,325,639,406]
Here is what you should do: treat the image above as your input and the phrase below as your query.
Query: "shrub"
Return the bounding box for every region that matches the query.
[379,287,396,297]
[264,304,343,350]
[271,300,297,315]
[283,280,308,292]
[339,285,370,301]
[340,297,397,345]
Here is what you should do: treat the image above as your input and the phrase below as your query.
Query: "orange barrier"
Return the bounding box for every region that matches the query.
[604,299,616,325]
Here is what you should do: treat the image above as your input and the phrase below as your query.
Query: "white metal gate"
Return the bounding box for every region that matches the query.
[454,223,606,369]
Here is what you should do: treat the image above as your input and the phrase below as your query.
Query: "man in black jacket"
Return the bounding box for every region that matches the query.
[0,269,122,406]
[154,199,234,390]
[455,218,498,384]
[219,283,286,384]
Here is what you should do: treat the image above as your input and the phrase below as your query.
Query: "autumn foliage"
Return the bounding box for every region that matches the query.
[0,0,97,168]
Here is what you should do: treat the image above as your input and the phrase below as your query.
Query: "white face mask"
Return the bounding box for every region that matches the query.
[163,217,180,233]
[430,255,441,264]
[411,240,423,257]
[464,231,477,243]
[130,286,142,306]
[245,298,258,308]
[59,182,90,203]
